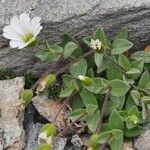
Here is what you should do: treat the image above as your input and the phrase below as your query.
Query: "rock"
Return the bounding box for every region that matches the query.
[0,0,150,75]
[25,123,43,150]
[134,123,150,150]
[71,134,83,148]
[122,140,134,150]
[23,104,37,130]
[0,77,25,150]
[25,123,67,150]
[53,137,67,150]
[32,94,66,129]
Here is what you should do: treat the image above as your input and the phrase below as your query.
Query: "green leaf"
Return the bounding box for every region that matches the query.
[80,88,98,106]
[36,45,63,62]
[38,144,52,150]
[84,78,109,94]
[111,95,126,110]
[131,59,144,72]
[141,96,150,104]
[112,39,133,55]
[69,58,87,78]
[69,109,86,120]
[97,131,112,144]
[106,60,122,80]
[142,102,148,120]
[106,99,120,116]
[94,52,103,68]
[126,115,139,129]
[114,27,128,40]
[86,106,100,132]
[118,54,131,71]
[64,42,78,58]
[62,74,75,86]
[59,85,74,97]
[138,70,150,88]
[124,125,144,137]
[72,94,84,110]
[122,74,135,84]
[126,68,141,75]
[110,79,130,97]
[131,51,150,63]
[87,68,94,78]
[125,95,135,110]
[109,109,123,130]
[131,90,140,106]
[86,104,98,116]
[83,36,94,49]
[62,33,82,57]
[94,27,107,48]
[128,106,139,116]
[110,129,123,150]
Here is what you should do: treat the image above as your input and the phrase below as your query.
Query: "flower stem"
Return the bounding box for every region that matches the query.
[96,89,111,133]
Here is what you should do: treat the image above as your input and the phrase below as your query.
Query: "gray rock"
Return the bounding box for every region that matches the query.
[32,94,66,129]
[25,123,43,150]
[122,140,134,150]
[0,77,25,150]
[134,123,150,150]
[71,134,83,148]
[53,137,67,150]
[0,0,150,75]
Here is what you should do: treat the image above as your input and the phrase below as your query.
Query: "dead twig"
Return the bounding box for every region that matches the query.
[53,91,76,123]
[58,112,87,137]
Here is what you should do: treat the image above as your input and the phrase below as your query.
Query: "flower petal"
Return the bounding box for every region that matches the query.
[10,16,25,35]
[31,17,42,36]
[10,40,26,49]
[19,13,31,28]
[3,26,22,40]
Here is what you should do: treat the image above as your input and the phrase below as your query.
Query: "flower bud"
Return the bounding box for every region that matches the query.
[38,144,52,150]
[41,123,57,138]
[90,39,105,53]
[20,89,33,105]
[126,115,139,128]
[89,134,99,150]
[36,74,56,93]
[78,75,93,86]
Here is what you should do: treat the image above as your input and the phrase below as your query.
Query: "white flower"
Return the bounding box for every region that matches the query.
[78,75,86,81]
[90,39,102,50]
[39,132,47,140]
[3,13,42,49]
[38,132,52,145]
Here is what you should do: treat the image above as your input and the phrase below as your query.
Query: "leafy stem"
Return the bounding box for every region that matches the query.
[31,50,95,92]
[104,53,150,96]
[96,89,111,133]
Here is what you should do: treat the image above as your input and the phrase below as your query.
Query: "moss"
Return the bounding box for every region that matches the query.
[0,70,36,88]
[0,70,16,80]
[48,85,61,99]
